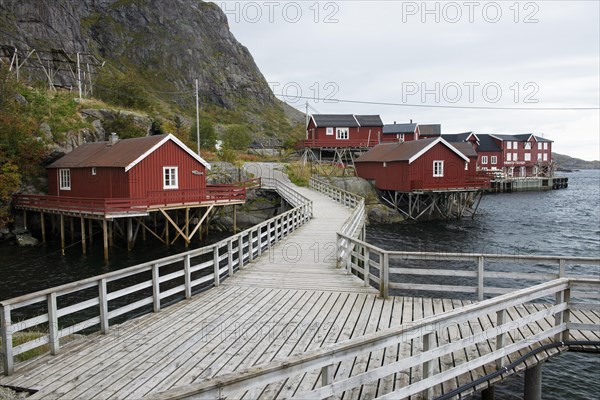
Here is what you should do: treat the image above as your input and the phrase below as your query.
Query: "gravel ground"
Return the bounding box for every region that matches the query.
[0,387,29,400]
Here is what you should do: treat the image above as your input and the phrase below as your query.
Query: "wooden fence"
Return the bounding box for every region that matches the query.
[0,177,312,375]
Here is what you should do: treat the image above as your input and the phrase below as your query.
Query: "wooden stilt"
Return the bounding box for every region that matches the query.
[69,217,75,242]
[108,221,113,247]
[185,208,189,248]
[80,217,86,255]
[40,212,46,243]
[23,210,27,231]
[88,219,93,244]
[142,217,147,241]
[102,219,108,260]
[60,214,65,256]
[127,218,133,251]
[164,211,170,246]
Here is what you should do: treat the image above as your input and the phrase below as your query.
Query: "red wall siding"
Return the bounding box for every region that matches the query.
[128,140,206,198]
[47,167,129,198]
[306,119,382,147]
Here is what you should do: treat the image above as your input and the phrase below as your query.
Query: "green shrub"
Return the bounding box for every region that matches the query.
[223,125,251,150]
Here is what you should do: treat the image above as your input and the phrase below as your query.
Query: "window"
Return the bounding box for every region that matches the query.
[506,153,512,161]
[397,133,404,141]
[336,127,349,140]
[326,127,334,136]
[433,160,444,177]
[537,153,543,161]
[525,142,532,150]
[91,167,97,176]
[543,153,548,161]
[524,153,531,161]
[506,141,512,150]
[513,141,519,149]
[59,169,71,190]
[513,153,518,161]
[491,156,497,164]
[163,167,178,189]
[481,156,488,165]
[538,142,543,150]
[543,142,548,150]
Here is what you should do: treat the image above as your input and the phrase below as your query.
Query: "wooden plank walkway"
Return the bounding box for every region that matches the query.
[1,165,597,399]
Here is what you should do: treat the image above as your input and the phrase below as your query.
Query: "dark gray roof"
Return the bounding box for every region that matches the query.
[311,114,359,127]
[355,115,383,127]
[449,142,478,158]
[419,124,442,137]
[383,123,417,135]
[491,133,553,143]
[442,132,474,142]
[475,134,502,152]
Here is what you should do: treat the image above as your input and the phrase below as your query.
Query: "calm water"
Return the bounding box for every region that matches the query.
[367,169,600,399]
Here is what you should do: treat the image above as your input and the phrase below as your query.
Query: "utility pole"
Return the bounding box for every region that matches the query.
[195,78,200,156]
[77,52,82,99]
[305,101,309,140]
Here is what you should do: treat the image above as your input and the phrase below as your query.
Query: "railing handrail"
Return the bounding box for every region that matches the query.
[147,277,596,399]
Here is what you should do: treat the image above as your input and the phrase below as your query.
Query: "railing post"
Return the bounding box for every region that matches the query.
[249,230,255,262]
[213,246,220,286]
[99,278,109,333]
[558,259,566,278]
[152,264,161,312]
[422,331,435,399]
[363,246,370,287]
[478,256,485,301]
[238,234,245,270]
[267,221,272,248]
[495,309,506,369]
[1,304,14,375]
[227,240,234,277]
[47,292,59,355]
[257,225,263,257]
[380,252,389,298]
[555,287,571,342]
[184,254,192,299]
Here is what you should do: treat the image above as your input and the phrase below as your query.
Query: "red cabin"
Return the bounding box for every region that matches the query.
[381,122,420,143]
[355,137,488,191]
[303,114,383,148]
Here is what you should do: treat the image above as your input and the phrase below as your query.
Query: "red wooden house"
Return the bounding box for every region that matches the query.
[354,137,488,191]
[381,122,420,143]
[303,114,383,148]
[489,134,553,177]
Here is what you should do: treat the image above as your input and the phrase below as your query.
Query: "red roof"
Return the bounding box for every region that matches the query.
[355,137,470,164]
[48,134,210,170]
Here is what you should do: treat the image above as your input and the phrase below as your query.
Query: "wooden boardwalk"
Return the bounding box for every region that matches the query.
[0,166,598,399]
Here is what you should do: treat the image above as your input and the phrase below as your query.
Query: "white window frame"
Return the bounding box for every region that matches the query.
[513,141,519,149]
[537,153,543,161]
[326,127,334,136]
[525,142,532,150]
[481,156,488,165]
[543,142,548,150]
[513,153,518,161]
[163,166,179,189]
[543,153,548,161]
[506,153,512,161]
[538,142,543,150]
[465,161,469,170]
[506,141,512,150]
[433,160,444,177]
[524,153,531,161]
[91,167,97,176]
[336,127,349,140]
[59,169,71,190]
[491,156,497,165]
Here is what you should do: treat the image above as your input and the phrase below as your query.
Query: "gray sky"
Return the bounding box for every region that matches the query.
[215,1,600,160]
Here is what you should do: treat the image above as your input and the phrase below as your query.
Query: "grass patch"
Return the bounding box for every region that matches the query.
[285,162,311,187]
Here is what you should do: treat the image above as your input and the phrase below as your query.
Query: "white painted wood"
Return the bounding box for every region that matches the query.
[99,278,109,334]
[47,292,59,355]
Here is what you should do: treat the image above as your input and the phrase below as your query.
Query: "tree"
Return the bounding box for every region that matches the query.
[223,125,251,150]
[190,120,217,151]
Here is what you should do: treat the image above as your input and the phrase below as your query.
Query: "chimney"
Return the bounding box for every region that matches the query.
[410,119,413,124]
[394,121,396,124]
[108,132,119,146]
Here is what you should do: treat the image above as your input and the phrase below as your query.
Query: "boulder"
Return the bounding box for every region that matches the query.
[326,177,379,204]
[367,204,404,225]
[15,234,40,247]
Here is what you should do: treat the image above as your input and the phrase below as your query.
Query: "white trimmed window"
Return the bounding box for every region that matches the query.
[543,153,548,161]
[525,142,532,150]
[491,156,497,164]
[326,127,334,136]
[543,142,548,150]
[537,153,543,161]
[59,169,71,190]
[513,141,519,149]
[524,153,531,161]
[506,141,512,150]
[538,142,543,150]
[163,166,179,189]
[513,153,518,161]
[481,156,488,165]
[91,167,97,176]
[336,127,349,140]
[433,160,444,177]
[507,153,512,161]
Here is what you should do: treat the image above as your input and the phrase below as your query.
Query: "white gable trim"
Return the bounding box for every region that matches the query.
[465,132,479,142]
[408,137,470,164]
[309,115,318,128]
[124,134,211,172]
[352,115,360,127]
[488,134,504,142]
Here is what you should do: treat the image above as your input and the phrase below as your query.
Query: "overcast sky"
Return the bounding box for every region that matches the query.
[215,1,599,160]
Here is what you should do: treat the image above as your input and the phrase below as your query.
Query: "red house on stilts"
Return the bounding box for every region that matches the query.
[14,134,252,258]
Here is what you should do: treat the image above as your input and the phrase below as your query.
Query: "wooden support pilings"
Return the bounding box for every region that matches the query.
[127,218,133,251]
[60,214,65,256]
[80,216,86,255]
[40,212,46,243]
[102,219,108,260]
[523,363,543,400]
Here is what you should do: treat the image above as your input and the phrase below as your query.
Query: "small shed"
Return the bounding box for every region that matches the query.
[381,122,420,143]
[47,133,210,200]
[304,114,383,148]
[354,137,475,191]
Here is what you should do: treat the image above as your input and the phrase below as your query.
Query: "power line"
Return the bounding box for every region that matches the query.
[273,93,600,111]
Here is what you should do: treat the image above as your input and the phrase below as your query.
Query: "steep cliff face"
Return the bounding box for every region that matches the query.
[0,0,280,112]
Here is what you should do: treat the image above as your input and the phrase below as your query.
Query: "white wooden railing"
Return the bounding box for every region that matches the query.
[148,277,599,400]
[310,177,600,299]
[0,177,312,375]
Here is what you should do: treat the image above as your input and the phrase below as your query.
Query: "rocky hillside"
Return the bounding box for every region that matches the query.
[553,153,600,170]
[0,0,303,137]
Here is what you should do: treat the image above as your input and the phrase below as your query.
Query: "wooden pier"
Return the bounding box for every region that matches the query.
[0,167,598,399]
[488,176,568,193]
